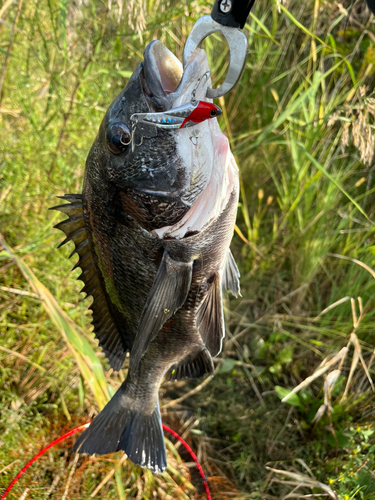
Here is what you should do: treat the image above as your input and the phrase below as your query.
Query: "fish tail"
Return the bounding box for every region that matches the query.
[73,385,166,473]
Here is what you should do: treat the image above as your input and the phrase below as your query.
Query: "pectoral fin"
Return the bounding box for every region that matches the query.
[129,250,193,374]
[223,249,240,297]
[196,273,224,357]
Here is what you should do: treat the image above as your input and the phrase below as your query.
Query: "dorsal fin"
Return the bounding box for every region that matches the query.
[222,249,240,297]
[196,272,224,357]
[50,194,126,370]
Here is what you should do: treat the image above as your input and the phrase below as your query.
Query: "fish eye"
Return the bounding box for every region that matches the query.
[106,123,132,154]
[210,109,217,117]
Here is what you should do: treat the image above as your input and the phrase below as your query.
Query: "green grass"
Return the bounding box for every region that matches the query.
[1,0,375,498]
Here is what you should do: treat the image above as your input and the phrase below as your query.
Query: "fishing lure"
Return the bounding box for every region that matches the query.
[130,100,222,130]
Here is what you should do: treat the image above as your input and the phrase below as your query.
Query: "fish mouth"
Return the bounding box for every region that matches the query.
[135,41,214,207]
[142,40,209,111]
[143,41,183,101]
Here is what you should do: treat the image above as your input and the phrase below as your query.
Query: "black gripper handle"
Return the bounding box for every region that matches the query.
[211,0,256,29]
[366,0,375,15]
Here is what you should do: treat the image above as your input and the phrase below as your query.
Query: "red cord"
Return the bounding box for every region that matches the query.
[0,423,89,500]
[0,422,211,500]
[162,423,212,500]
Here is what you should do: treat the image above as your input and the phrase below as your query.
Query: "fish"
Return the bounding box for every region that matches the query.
[51,39,240,474]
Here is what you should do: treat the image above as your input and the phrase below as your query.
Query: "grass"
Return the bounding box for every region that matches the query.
[1,0,375,498]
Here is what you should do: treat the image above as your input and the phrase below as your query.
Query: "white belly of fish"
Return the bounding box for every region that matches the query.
[153,118,237,240]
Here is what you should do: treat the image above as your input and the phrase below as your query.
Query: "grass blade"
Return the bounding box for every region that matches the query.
[297,143,374,224]
[59,0,68,56]
[281,347,348,402]
[279,4,328,47]
[0,235,110,410]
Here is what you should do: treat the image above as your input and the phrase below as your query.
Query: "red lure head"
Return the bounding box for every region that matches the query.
[180,101,222,128]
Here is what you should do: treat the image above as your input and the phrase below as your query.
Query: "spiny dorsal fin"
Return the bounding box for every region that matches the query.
[196,272,224,357]
[222,249,240,297]
[166,347,214,381]
[129,249,193,376]
[50,194,126,370]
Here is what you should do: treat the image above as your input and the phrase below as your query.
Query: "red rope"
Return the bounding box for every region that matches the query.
[162,423,212,500]
[0,422,211,500]
[0,423,89,500]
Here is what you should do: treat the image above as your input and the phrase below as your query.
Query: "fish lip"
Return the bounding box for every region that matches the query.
[143,41,182,108]
[143,40,208,111]
[143,42,167,102]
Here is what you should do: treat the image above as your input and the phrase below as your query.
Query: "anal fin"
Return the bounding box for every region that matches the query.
[129,249,193,375]
[196,272,224,357]
[223,249,240,297]
[166,347,214,381]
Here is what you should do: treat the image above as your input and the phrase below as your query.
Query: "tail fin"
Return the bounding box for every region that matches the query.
[73,388,166,473]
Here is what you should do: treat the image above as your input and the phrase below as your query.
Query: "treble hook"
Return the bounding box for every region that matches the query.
[131,119,144,152]
[191,71,211,104]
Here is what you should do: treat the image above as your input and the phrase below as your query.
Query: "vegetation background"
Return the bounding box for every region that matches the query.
[0,0,374,498]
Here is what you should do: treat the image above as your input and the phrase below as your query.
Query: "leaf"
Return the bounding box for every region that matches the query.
[114,36,121,55]
[275,386,303,408]
[218,358,237,374]
[327,431,350,449]
[0,235,111,410]
[280,347,348,403]
[277,346,293,365]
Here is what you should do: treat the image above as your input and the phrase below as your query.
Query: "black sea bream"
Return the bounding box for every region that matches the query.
[52,40,240,473]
